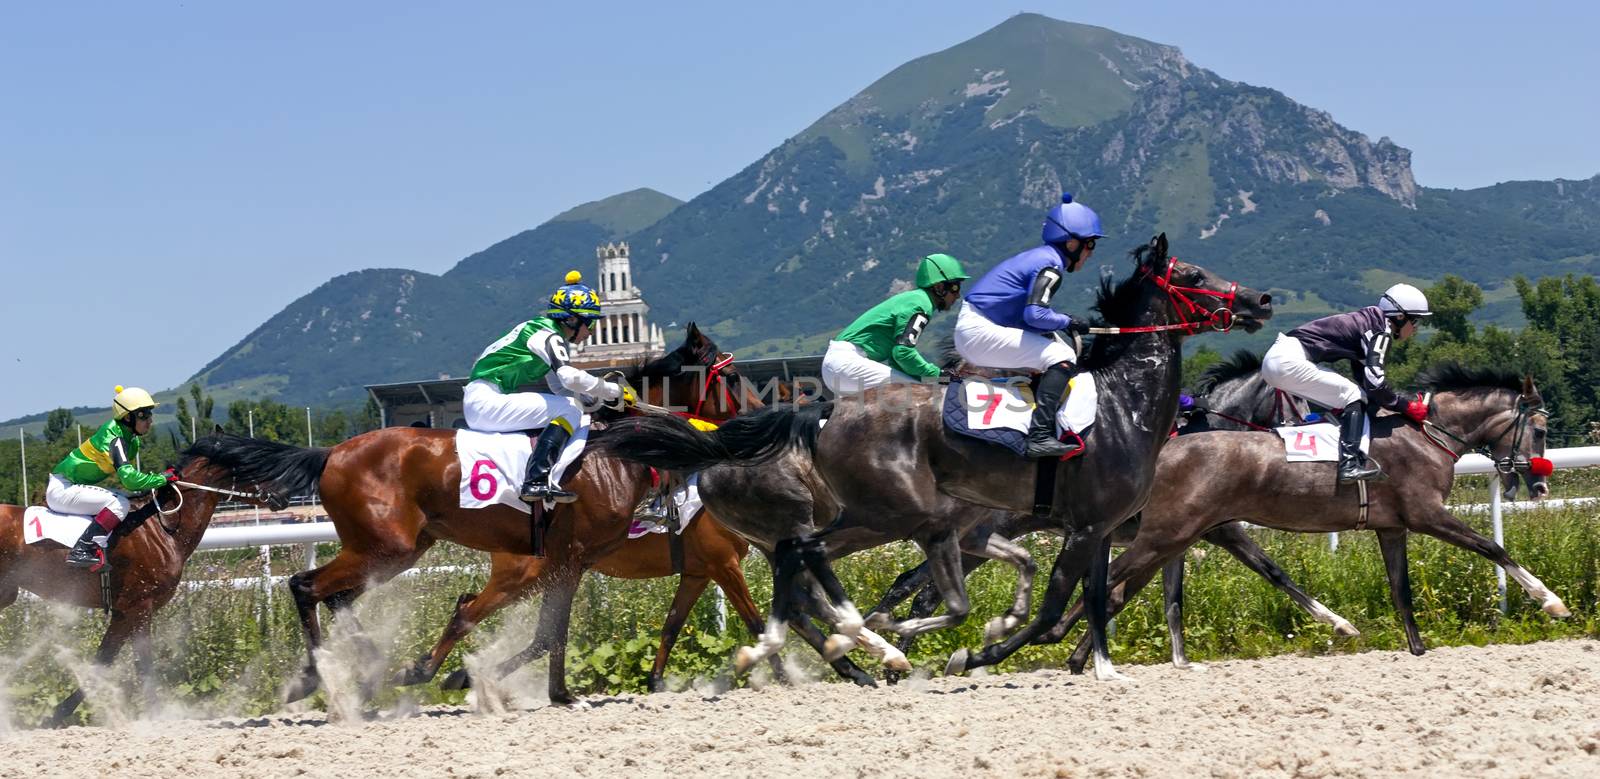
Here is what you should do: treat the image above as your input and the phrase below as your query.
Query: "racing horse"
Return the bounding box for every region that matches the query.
[1047,363,1561,671]
[395,325,847,693]
[0,454,282,726]
[596,234,1275,681]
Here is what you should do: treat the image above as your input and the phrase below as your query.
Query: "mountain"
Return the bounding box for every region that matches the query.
[10,14,1598,422]
[184,188,683,405]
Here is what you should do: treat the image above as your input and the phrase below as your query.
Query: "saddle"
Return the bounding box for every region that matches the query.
[941,375,1098,457]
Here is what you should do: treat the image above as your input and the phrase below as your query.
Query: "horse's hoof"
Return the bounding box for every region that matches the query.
[1173,661,1208,673]
[283,671,321,703]
[1094,665,1136,683]
[393,662,434,688]
[944,648,969,677]
[862,611,891,631]
[983,615,1019,644]
[734,645,762,674]
[647,676,667,694]
[1066,659,1087,675]
[823,633,856,661]
[1543,598,1571,618]
[1332,619,1361,637]
[549,690,578,706]
[440,669,472,691]
[880,648,912,673]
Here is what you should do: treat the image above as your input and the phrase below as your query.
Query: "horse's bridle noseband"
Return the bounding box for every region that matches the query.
[1417,390,1548,474]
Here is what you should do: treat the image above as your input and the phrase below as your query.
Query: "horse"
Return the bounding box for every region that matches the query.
[867,349,1357,673]
[0,453,282,726]
[187,324,791,706]
[595,233,1275,682]
[393,324,802,693]
[1049,363,1560,672]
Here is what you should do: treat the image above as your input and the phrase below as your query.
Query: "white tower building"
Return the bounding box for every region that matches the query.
[572,241,666,363]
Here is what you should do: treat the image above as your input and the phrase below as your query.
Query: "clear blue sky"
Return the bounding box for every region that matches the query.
[2,1,1595,419]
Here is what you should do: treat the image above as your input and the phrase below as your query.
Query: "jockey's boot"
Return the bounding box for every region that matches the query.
[1024,363,1080,459]
[1336,401,1385,483]
[519,424,578,504]
[64,520,109,570]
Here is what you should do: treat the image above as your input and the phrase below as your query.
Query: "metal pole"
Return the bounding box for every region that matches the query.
[306,407,313,447]
[1329,532,1338,552]
[715,586,727,633]
[76,424,82,446]
[302,542,318,569]
[18,429,27,505]
[1491,477,1507,613]
[249,410,270,599]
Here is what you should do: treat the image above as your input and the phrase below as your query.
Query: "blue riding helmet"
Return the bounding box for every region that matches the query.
[547,270,603,322]
[1042,193,1105,245]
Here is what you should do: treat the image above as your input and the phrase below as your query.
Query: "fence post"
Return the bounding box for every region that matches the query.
[1491,477,1507,613]
[18,429,27,505]
[302,542,317,569]
[1328,532,1338,552]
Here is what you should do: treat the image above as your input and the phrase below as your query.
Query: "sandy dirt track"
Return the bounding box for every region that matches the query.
[4,640,1599,778]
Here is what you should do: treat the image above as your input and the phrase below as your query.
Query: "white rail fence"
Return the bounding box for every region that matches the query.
[185,447,1600,612]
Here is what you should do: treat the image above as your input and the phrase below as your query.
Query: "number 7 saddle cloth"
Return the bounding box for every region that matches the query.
[941,375,1098,456]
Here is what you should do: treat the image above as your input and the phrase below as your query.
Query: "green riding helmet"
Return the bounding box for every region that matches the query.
[915,253,969,289]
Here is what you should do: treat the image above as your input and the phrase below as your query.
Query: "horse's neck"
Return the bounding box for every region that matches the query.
[1090,288,1187,445]
[1433,389,1516,452]
[1213,376,1274,426]
[173,492,222,557]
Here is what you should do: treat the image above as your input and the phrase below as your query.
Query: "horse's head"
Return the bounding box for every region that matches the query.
[1418,365,1550,500]
[631,322,750,421]
[1129,233,1274,333]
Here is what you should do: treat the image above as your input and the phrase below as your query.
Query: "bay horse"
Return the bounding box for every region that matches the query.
[596,234,1275,682]
[0,454,281,726]
[1050,363,1560,672]
[394,325,807,693]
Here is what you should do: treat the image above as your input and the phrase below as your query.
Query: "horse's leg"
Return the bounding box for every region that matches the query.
[1080,534,1130,682]
[404,554,548,688]
[875,532,973,638]
[950,526,1102,675]
[1376,528,1426,656]
[41,608,140,728]
[794,536,866,660]
[970,533,1037,643]
[1161,555,1194,669]
[536,571,582,705]
[865,560,933,621]
[1204,523,1358,637]
[706,555,790,685]
[1406,507,1570,617]
[734,540,805,674]
[647,574,711,692]
[786,585,876,687]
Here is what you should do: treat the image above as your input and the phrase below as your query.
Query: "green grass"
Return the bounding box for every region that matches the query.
[2,472,1597,727]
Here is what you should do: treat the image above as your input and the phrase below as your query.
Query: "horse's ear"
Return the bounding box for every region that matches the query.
[213,423,225,435]
[1154,233,1168,263]
[1522,375,1538,399]
[686,321,704,344]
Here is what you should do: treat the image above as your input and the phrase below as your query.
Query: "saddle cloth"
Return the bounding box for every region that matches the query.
[627,473,704,539]
[942,374,1098,456]
[22,506,93,547]
[1274,423,1339,463]
[455,420,589,512]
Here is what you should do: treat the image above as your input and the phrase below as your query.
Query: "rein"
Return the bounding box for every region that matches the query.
[684,351,740,420]
[1415,390,1547,473]
[1086,258,1239,335]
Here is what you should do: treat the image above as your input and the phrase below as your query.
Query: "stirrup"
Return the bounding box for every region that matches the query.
[66,544,107,572]
[1024,431,1075,459]
[519,480,576,504]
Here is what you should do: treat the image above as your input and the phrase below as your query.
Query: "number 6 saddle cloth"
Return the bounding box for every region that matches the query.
[942,375,1099,457]
[455,422,589,513]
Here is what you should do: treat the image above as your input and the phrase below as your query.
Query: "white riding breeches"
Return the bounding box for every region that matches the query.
[821,341,921,395]
[462,380,583,433]
[45,473,129,524]
[1260,334,1363,410]
[953,303,1076,372]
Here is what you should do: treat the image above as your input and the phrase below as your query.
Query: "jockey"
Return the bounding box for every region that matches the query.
[464,271,631,503]
[956,194,1102,457]
[821,253,969,395]
[49,386,178,569]
[1261,283,1432,483]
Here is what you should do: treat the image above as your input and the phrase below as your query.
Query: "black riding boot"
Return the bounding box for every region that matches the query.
[1336,401,1385,483]
[1025,363,1080,459]
[519,424,577,504]
[64,523,107,570]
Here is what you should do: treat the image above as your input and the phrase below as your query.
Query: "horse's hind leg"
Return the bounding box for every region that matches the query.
[1204,522,1358,637]
[707,557,790,686]
[648,574,711,692]
[1160,555,1195,669]
[734,540,805,675]
[953,526,1103,675]
[1407,508,1569,617]
[403,554,547,688]
[875,531,973,639]
[786,586,876,687]
[536,571,582,705]
[1376,528,1426,656]
[40,607,142,728]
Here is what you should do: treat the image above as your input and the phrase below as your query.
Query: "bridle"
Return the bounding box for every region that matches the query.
[686,351,742,421]
[1086,258,1240,336]
[148,478,286,535]
[1416,389,1549,474]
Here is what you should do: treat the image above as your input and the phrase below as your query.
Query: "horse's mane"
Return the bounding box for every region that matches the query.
[181,434,327,497]
[1415,362,1524,394]
[620,321,713,384]
[1080,245,1159,370]
[1192,349,1263,395]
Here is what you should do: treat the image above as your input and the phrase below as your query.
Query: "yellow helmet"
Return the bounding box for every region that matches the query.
[111,385,157,420]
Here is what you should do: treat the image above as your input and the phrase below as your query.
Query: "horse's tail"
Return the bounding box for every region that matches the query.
[182,433,331,498]
[594,402,831,471]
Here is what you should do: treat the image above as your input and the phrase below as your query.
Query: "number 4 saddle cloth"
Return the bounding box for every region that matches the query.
[942,375,1098,457]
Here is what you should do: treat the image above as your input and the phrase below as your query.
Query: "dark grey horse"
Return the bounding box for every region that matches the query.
[1048,364,1560,671]
[870,350,1360,672]
[596,234,1274,681]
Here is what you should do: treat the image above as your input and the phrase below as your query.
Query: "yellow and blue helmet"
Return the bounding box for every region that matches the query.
[547,270,602,321]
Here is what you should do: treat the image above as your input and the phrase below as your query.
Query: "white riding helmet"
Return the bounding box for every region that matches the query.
[1378,283,1432,318]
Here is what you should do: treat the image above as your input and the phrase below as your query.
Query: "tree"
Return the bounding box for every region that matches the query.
[42,408,76,444]
[175,383,215,445]
[1426,274,1483,343]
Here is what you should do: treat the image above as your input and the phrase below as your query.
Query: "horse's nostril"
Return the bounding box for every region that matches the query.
[1259,293,1273,306]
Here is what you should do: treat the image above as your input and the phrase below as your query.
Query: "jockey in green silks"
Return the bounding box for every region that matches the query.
[821,253,969,395]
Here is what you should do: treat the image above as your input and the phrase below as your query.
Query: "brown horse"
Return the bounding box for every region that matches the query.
[190,325,795,706]
[395,325,789,693]
[0,455,279,726]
